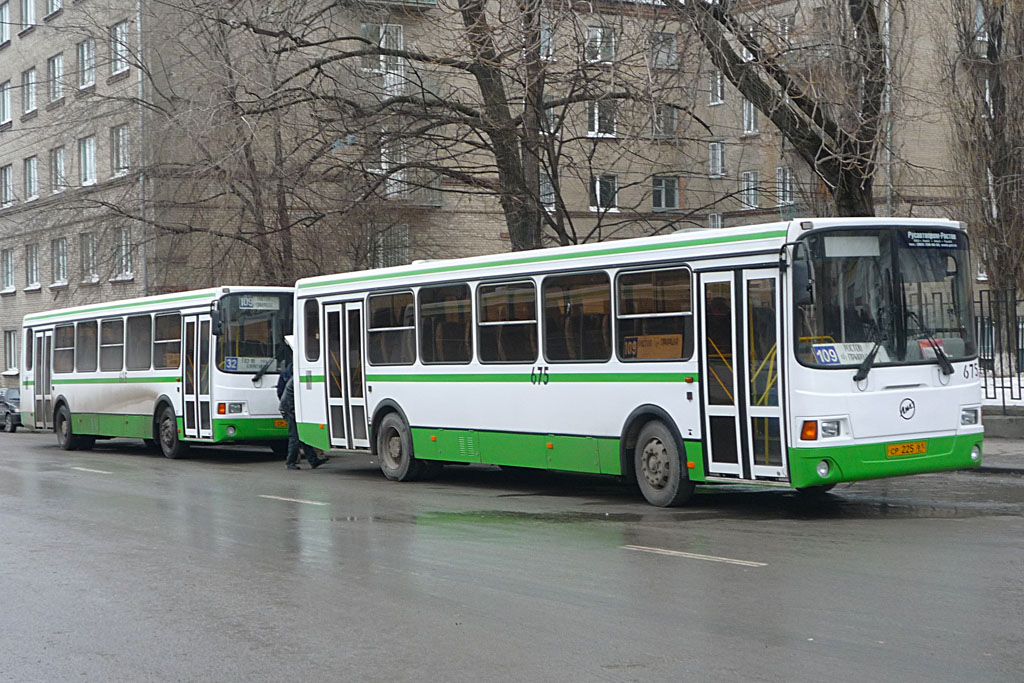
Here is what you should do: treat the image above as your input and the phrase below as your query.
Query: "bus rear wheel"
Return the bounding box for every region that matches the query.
[157,406,190,459]
[634,420,694,507]
[377,413,423,481]
[55,405,85,451]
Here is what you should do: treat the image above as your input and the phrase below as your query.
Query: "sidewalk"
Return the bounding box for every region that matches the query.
[978,436,1024,474]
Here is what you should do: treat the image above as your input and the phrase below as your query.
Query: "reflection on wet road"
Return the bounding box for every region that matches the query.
[0,431,1021,682]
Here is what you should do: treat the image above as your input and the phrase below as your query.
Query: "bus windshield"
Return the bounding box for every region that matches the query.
[794,226,976,369]
[216,292,294,374]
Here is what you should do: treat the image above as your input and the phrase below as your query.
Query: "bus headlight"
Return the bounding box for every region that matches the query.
[960,408,980,426]
[226,426,237,437]
[970,445,981,462]
[820,420,841,438]
[816,460,831,478]
[228,402,245,414]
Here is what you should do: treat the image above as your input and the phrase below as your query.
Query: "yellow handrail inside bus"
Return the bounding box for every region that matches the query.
[706,336,734,403]
[329,349,344,397]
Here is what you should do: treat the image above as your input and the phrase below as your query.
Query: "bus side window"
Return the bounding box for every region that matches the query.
[53,324,75,373]
[616,267,692,361]
[304,299,320,362]
[76,321,98,372]
[478,281,537,364]
[368,292,415,366]
[100,319,125,371]
[419,284,471,364]
[126,315,152,371]
[154,314,182,370]
[24,327,32,371]
[543,272,611,362]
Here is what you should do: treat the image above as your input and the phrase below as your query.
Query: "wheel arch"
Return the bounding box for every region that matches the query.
[369,399,410,456]
[51,394,70,423]
[152,395,176,440]
[620,405,687,481]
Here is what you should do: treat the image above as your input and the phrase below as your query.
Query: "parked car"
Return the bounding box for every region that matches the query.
[0,388,21,432]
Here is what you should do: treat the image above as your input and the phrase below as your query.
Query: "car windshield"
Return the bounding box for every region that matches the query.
[5,388,17,400]
[794,226,976,368]
[216,293,294,374]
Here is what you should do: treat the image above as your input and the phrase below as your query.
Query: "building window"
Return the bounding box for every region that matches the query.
[540,21,554,61]
[651,32,677,69]
[4,330,16,371]
[370,224,409,268]
[0,3,8,43]
[111,20,131,74]
[21,0,33,28]
[710,71,724,105]
[776,15,793,43]
[742,98,759,134]
[708,213,723,229]
[589,174,617,211]
[741,26,757,62]
[776,166,795,205]
[77,38,95,88]
[21,68,35,114]
[0,80,10,124]
[49,146,65,192]
[46,0,60,16]
[587,99,616,137]
[585,26,615,63]
[360,23,404,97]
[23,156,37,200]
[111,123,129,176]
[1,249,13,290]
[653,103,677,138]
[51,237,67,284]
[652,176,681,211]
[80,232,96,280]
[741,170,759,209]
[78,135,96,185]
[975,1,988,42]
[0,165,12,207]
[115,226,132,277]
[539,172,555,211]
[708,141,725,177]
[47,53,63,102]
[25,244,39,287]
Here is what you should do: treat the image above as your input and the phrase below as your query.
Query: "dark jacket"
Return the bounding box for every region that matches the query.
[278,376,295,417]
[277,364,293,400]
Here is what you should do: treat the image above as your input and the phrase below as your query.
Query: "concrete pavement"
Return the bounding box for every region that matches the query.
[979,436,1024,474]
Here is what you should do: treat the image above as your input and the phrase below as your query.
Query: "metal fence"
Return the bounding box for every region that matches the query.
[975,288,1024,414]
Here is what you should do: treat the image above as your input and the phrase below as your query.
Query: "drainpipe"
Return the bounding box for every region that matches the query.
[884,0,893,216]
[137,0,148,295]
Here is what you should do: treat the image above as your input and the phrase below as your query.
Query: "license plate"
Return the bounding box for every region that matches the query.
[274,419,288,428]
[887,441,927,457]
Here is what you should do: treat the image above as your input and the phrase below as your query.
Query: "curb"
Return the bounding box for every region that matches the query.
[974,465,1024,475]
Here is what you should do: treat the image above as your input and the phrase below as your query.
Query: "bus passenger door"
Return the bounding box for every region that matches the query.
[34,330,52,430]
[742,269,785,479]
[701,273,742,476]
[344,303,369,449]
[324,304,347,449]
[182,314,213,440]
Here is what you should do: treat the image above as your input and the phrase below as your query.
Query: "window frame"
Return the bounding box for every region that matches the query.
[99,317,124,371]
[615,265,694,363]
[25,243,39,287]
[741,170,759,209]
[51,236,67,284]
[153,313,182,370]
[303,299,321,362]
[589,174,618,212]
[1,248,13,290]
[75,320,98,372]
[125,314,152,370]
[77,37,95,88]
[587,99,616,138]
[0,165,12,207]
[708,141,725,177]
[776,166,795,206]
[78,135,96,186]
[4,329,17,371]
[652,176,681,212]
[0,80,10,124]
[110,20,131,75]
[47,53,63,102]
[418,282,473,365]
[742,98,759,135]
[476,279,539,365]
[24,156,37,201]
[366,290,416,366]
[585,26,615,63]
[21,67,35,114]
[53,324,74,374]
[541,270,613,364]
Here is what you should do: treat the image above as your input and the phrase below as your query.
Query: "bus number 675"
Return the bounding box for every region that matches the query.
[530,366,550,385]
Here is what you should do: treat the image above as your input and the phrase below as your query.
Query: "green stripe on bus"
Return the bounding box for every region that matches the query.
[299,229,788,289]
[64,412,288,442]
[24,292,214,322]
[52,376,180,385]
[366,372,698,383]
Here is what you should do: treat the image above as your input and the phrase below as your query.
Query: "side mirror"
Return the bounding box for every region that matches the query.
[211,310,222,336]
[792,259,813,306]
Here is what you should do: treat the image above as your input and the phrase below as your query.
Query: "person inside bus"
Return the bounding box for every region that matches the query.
[279,337,327,470]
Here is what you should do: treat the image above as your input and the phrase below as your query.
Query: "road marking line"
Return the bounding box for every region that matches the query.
[621,545,766,567]
[258,494,329,506]
[70,466,112,475]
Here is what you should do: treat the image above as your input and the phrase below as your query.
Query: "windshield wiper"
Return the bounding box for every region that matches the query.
[853,339,883,382]
[906,310,954,375]
[252,345,288,384]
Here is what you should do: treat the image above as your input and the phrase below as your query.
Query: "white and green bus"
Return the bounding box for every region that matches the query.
[292,218,983,506]
[22,286,294,458]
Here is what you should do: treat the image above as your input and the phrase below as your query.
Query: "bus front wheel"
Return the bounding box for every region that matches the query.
[157,406,190,459]
[55,405,85,451]
[377,413,423,482]
[634,421,695,507]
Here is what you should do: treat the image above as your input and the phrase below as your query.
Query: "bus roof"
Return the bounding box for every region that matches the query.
[23,285,293,325]
[296,217,964,294]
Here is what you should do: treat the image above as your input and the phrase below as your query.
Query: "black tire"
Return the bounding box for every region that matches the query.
[419,460,444,481]
[157,405,190,459]
[634,420,694,507]
[376,412,423,481]
[4,413,15,433]
[270,441,289,458]
[55,404,84,451]
[142,438,158,451]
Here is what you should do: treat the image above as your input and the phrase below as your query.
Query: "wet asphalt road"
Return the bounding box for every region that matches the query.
[0,430,1021,683]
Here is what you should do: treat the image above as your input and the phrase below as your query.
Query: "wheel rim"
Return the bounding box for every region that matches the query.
[58,414,68,442]
[381,427,403,470]
[640,437,671,490]
[5,415,10,429]
[160,416,176,450]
